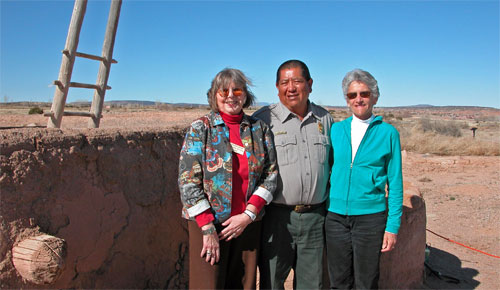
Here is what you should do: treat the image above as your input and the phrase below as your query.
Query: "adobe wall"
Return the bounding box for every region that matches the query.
[379,182,427,289]
[0,128,426,288]
[0,128,189,288]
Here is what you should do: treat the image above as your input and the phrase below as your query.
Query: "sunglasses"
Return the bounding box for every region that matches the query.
[346,91,371,99]
[219,88,244,97]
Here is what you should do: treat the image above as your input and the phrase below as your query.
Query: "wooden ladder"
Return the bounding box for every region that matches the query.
[46,0,122,128]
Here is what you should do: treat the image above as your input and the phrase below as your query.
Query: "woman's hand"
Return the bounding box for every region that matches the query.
[219,213,252,241]
[201,224,220,265]
[381,232,397,252]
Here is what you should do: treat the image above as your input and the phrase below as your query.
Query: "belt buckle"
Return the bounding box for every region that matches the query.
[294,205,309,213]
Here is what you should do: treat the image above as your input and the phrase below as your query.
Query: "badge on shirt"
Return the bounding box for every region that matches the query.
[231,143,245,155]
[318,121,324,134]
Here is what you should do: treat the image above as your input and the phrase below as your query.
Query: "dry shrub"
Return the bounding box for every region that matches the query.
[28,107,43,114]
[329,109,351,121]
[155,103,177,111]
[399,127,499,156]
[418,118,463,137]
[392,117,499,156]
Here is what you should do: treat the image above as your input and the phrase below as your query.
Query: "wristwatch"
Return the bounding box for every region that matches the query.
[244,209,257,222]
[201,226,216,235]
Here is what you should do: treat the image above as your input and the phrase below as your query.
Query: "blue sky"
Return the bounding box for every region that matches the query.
[1,0,499,108]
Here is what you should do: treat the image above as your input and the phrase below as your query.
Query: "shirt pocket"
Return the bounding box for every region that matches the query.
[274,135,298,166]
[312,135,330,164]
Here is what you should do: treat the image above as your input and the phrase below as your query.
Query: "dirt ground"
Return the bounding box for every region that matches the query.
[1,108,499,289]
[403,153,500,289]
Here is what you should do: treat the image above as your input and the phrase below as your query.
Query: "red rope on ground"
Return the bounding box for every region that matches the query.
[426,228,500,259]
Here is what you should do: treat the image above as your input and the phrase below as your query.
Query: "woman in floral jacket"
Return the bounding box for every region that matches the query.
[178,68,277,289]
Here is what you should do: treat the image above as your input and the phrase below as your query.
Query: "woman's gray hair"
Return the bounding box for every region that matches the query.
[207,68,256,112]
[342,69,380,100]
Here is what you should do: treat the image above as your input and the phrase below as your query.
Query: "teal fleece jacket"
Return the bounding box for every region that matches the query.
[327,116,403,234]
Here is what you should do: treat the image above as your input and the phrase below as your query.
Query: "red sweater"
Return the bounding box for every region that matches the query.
[195,111,266,227]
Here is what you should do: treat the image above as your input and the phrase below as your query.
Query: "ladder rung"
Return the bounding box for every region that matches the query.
[52,80,112,90]
[62,50,117,63]
[76,52,118,64]
[69,82,111,90]
[63,111,99,117]
[44,111,102,118]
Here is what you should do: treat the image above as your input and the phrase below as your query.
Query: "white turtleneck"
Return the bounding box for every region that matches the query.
[351,114,375,162]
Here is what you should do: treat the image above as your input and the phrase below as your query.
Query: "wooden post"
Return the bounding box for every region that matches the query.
[88,0,122,128]
[471,127,477,138]
[47,0,88,128]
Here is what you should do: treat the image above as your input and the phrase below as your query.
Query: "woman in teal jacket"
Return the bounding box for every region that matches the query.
[326,69,403,289]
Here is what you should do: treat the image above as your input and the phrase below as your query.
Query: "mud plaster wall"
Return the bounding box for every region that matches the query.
[1,128,189,289]
[0,128,426,289]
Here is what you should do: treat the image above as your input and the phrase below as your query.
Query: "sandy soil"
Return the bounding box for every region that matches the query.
[1,109,499,289]
[0,109,206,129]
[404,153,500,289]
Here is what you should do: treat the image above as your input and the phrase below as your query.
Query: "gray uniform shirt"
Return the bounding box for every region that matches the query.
[253,101,334,205]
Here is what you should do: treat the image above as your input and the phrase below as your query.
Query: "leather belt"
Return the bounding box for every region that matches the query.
[270,201,325,213]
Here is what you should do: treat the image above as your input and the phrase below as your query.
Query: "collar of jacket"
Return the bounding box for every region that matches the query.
[341,115,383,136]
[275,100,323,123]
[209,111,251,127]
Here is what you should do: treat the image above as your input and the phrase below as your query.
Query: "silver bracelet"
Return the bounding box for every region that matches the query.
[201,226,216,235]
[244,209,257,221]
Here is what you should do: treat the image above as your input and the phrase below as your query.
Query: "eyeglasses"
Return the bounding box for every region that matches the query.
[219,88,244,97]
[346,91,371,99]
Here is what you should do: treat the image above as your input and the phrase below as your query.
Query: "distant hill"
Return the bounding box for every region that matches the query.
[1,101,498,111]
[104,100,156,106]
[170,103,208,109]
[408,104,434,108]
[379,105,497,110]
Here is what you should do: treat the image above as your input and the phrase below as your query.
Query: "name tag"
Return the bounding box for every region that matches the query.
[231,143,245,155]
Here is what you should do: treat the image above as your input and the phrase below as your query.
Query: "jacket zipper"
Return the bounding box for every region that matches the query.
[345,117,380,215]
[346,161,352,215]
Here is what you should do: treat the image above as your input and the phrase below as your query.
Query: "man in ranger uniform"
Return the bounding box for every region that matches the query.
[253,59,333,289]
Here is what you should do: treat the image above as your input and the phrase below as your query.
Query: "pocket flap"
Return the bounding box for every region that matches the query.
[312,135,330,146]
[275,135,297,146]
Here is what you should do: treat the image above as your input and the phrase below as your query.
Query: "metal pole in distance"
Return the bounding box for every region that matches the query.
[47,0,88,128]
[88,0,122,128]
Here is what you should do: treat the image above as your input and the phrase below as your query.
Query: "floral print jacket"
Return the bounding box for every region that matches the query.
[178,111,278,223]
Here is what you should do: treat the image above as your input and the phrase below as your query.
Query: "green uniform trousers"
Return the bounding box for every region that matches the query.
[259,203,326,289]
